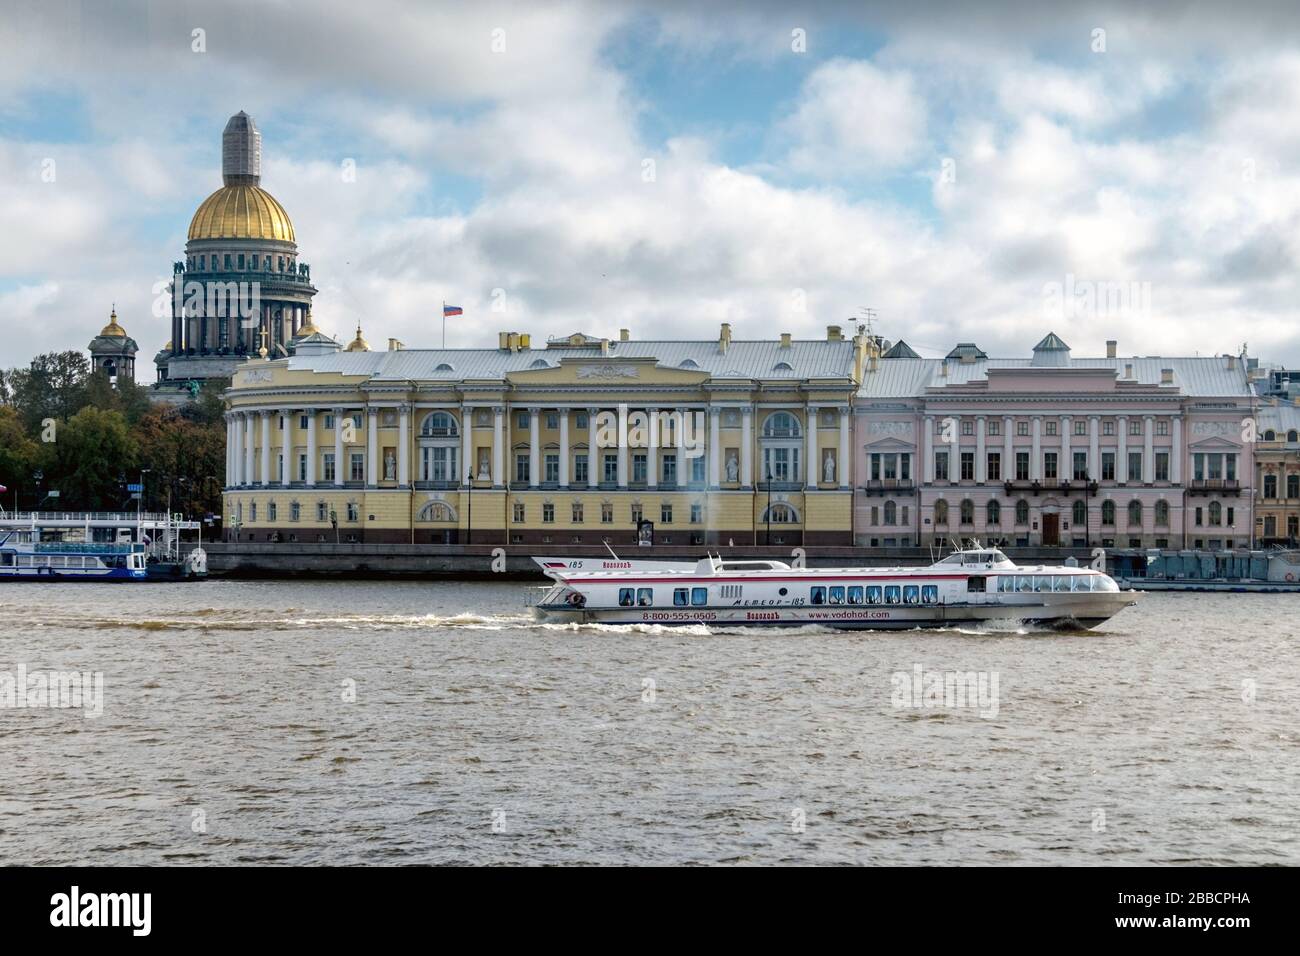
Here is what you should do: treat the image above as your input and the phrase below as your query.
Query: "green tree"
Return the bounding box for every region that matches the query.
[0,406,40,509]
[8,351,90,431]
[48,406,137,509]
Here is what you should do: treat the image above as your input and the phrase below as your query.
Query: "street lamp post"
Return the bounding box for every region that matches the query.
[765,468,773,547]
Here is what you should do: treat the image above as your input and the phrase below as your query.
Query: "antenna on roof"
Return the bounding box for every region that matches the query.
[858,307,878,340]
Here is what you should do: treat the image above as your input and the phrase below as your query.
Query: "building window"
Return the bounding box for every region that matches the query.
[632,454,647,483]
[1043,452,1058,481]
[298,454,307,482]
[1015,452,1029,481]
[322,453,336,483]
[576,412,588,429]
[960,452,974,481]
[883,501,896,524]
[961,420,973,436]
[986,452,1001,481]
[542,503,554,523]
[690,504,702,523]
[268,502,277,521]
[1102,452,1115,481]
[1130,419,1142,436]
[1045,420,1057,436]
[934,451,949,482]
[513,502,525,523]
[516,453,530,483]
[574,454,588,484]
[1155,452,1169,482]
[546,412,559,430]
[1016,499,1030,524]
[764,446,800,483]
[1128,452,1142,483]
[422,447,458,483]
[316,502,328,522]
[959,498,974,524]
[1072,500,1086,526]
[987,420,1000,436]
[1157,420,1169,436]
[250,502,257,522]
[661,504,673,524]
[987,500,1001,524]
[1128,500,1143,526]
[603,455,618,484]
[1073,451,1088,481]
[1288,475,1300,498]
[1208,501,1222,526]
[1017,421,1029,436]
[572,503,583,523]
[631,504,643,524]
[350,453,364,482]
[290,501,300,521]
[662,454,677,485]
[518,411,530,429]
[544,454,560,484]
[1264,474,1278,498]
[347,502,359,522]
[1074,420,1087,435]
[933,499,949,524]
[1155,500,1169,526]
[324,414,335,430]
[601,503,613,523]
[1101,501,1115,526]
[1103,420,1115,436]
[691,456,706,484]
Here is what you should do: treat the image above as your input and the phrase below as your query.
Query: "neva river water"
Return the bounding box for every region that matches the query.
[0,580,1296,865]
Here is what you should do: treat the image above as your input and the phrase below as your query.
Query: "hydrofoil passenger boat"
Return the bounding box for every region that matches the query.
[533,545,1137,630]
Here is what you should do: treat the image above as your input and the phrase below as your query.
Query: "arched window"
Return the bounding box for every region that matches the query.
[435,363,455,372]
[1264,430,1277,441]
[1072,500,1086,526]
[679,359,700,369]
[1101,500,1115,526]
[529,359,549,369]
[933,498,949,524]
[883,500,897,524]
[960,498,974,524]
[762,412,801,438]
[772,362,794,373]
[1128,500,1143,526]
[761,503,799,524]
[1289,430,1299,443]
[416,500,458,522]
[1154,500,1169,526]
[1209,501,1222,525]
[1015,499,1029,524]
[986,500,1001,525]
[421,411,459,437]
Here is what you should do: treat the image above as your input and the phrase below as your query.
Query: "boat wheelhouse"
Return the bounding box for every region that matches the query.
[533,546,1137,630]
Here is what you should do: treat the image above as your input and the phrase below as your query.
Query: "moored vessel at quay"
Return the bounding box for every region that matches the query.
[533,545,1137,630]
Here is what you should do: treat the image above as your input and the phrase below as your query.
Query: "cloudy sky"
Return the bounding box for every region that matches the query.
[3,0,1300,369]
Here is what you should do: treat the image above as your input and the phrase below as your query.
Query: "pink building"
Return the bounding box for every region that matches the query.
[854,334,1257,549]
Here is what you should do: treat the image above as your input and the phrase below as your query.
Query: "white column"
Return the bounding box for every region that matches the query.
[806,406,819,488]
[243,412,255,487]
[558,408,570,488]
[1031,416,1042,481]
[1117,416,1129,483]
[368,408,379,486]
[1143,415,1154,484]
[461,407,474,488]
[1003,416,1013,480]
[528,406,540,487]
[225,415,235,486]
[1060,416,1070,482]
[398,404,410,487]
[493,406,506,488]
[617,405,629,488]
[280,409,291,484]
[338,408,348,489]
[587,407,599,488]
[646,407,658,488]
[1089,416,1100,480]
[1171,416,1182,484]
[708,407,721,487]
[975,416,986,483]
[923,416,934,483]
[838,406,850,489]
[260,411,271,487]
[742,406,754,488]
[305,408,317,486]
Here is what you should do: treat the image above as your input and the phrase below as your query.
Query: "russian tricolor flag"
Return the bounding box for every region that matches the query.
[443,305,463,317]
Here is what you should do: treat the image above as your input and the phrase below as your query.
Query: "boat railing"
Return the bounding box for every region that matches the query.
[33,542,141,554]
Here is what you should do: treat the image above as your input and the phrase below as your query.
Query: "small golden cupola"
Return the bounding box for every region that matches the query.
[345,323,370,352]
[99,308,126,337]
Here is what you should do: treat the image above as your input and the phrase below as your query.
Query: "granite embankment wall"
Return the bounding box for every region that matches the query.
[201,543,1097,579]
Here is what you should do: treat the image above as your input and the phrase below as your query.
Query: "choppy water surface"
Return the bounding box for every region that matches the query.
[0,580,1296,865]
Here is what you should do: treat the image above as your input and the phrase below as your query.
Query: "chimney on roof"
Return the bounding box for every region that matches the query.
[868,355,878,373]
[940,361,948,378]
[388,338,403,351]
[719,322,731,354]
[779,332,792,349]
[499,331,510,350]
[619,328,629,342]
[1106,340,1117,359]
[600,338,610,356]
[827,325,843,341]
[1226,353,1236,370]
[1160,368,1173,385]
[1123,362,1133,379]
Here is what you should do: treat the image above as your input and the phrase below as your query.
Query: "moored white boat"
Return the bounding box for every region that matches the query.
[0,532,148,581]
[533,545,1138,630]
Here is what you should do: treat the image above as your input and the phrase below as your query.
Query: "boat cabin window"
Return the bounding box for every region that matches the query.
[810,586,826,604]
[673,588,689,606]
[847,586,863,605]
[885,585,901,604]
[619,587,654,606]
[691,587,707,606]
[921,584,938,603]
[903,585,920,604]
[867,586,882,604]
[0,552,12,567]
[829,586,845,604]
[637,588,653,606]
[967,575,986,593]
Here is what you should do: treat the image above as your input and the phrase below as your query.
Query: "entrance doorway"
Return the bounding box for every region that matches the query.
[1042,513,1060,546]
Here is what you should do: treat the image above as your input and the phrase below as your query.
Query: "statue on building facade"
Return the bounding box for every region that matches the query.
[824,451,835,484]
[725,453,739,483]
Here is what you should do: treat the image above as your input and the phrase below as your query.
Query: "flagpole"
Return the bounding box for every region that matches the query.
[441,299,445,349]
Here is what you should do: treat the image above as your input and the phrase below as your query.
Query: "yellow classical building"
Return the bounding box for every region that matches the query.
[222,324,874,546]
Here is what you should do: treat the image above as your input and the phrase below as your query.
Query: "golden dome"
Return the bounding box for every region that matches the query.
[99,308,126,337]
[345,324,370,352]
[295,310,319,337]
[188,184,295,242]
